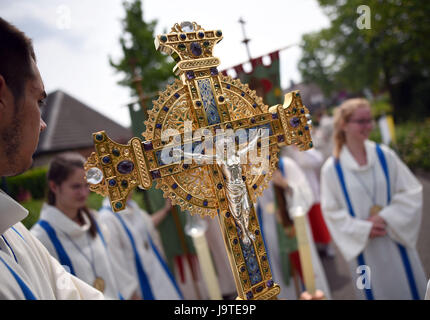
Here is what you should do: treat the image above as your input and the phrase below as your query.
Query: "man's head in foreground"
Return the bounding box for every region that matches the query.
[0,17,47,177]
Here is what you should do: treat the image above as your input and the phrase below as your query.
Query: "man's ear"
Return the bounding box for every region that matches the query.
[48,180,59,195]
[0,75,12,113]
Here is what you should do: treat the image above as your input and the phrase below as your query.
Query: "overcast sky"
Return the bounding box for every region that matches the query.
[1,0,330,127]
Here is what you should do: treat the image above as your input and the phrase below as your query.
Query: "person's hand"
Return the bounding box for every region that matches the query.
[272,170,289,190]
[164,198,172,212]
[367,215,387,238]
[300,289,325,300]
[130,291,142,300]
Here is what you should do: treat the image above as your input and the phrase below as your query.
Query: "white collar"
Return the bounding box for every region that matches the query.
[339,140,376,171]
[0,190,29,234]
[39,203,91,237]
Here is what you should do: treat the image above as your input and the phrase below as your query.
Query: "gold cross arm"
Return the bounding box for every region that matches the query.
[84,91,312,212]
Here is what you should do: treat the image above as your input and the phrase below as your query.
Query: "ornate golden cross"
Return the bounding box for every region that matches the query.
[84,22,313,300]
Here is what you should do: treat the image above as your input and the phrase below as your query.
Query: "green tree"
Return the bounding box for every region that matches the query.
[109,0,174,130]
[299,0,430,122]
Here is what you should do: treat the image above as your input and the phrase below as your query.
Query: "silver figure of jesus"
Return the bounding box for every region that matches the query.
[178,129,263,245]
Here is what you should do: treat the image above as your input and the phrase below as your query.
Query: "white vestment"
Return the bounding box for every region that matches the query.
[321,140,427,299]
[426,280,430,300]
[202,215,237,298]
[98,198,183,300]
[0,191,104,299]
[257,157,331,299]
[31,204,121,299]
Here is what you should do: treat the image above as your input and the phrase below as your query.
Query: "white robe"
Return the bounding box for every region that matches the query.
[282,147,324,203]
[321,140,427,299]
[31,204,120,299]
[98,198,182,300]
[0,191,104,299]
[202,215,237,297]
[257,157,331,299]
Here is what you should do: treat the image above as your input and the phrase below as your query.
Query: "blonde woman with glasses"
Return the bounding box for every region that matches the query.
[320,98,427,299]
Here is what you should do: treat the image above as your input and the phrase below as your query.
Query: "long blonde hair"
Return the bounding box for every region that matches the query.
[333,98,371,158]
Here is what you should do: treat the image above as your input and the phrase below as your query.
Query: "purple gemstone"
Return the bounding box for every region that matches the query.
[190,42,202,56]
[186,71,195,80]
[256,286,264,293]
[246,291,254,300]
[267,279,274,287]
[117,160,134,174]
[277,135,285,143]
[210,67,218,76]
[143,141,153,151]
[290,117,300,128]
[272,113,278,119]
[151,170,161,179]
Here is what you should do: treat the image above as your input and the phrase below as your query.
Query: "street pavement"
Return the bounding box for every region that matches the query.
[319,175,430,300]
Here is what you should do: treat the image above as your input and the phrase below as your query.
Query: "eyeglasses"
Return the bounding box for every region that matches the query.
[348,118,374,125]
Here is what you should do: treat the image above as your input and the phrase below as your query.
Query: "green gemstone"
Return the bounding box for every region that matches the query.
[216,30,222,37]
[178,43,186,51]
[115,202,123,209]
[292,108,297,114]
[160,35,167,42]
[95,134,103,141]
[112,149,120,157]
[309,142,313,148]
[298,131,303,136]
[203,41,210,47]
[295,92,300,97]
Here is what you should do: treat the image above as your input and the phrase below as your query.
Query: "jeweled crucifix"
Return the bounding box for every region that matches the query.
[84,22,313,300]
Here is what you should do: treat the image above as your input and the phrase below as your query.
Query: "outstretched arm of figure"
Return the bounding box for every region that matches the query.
[238,128,262,157]
[179,149,218,162]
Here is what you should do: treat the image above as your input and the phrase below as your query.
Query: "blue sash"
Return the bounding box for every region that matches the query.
[38,220,76,276]
[106,206,183,300]
[38,219,124,299]
[334,144,419,300]
[0,256,37,300]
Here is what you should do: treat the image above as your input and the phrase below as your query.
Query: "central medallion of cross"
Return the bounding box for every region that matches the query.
[84,21,313,300]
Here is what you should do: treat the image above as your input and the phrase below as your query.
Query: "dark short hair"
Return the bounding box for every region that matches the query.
[0,17,36,102]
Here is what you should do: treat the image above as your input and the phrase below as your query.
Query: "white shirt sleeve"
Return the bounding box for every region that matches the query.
[320,159,373,262]
[377,146,423,248]
[282,157,315,216]
[98,212,139,299]
[20,223,104,299]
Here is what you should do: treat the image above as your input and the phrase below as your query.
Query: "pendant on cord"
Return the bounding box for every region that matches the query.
[369,205,383,217]
[93,276,105,292]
